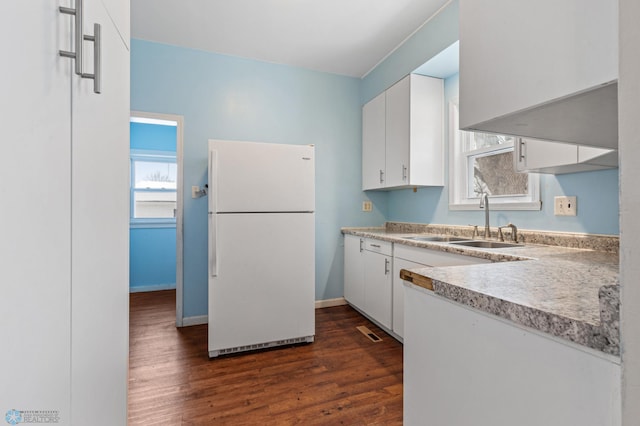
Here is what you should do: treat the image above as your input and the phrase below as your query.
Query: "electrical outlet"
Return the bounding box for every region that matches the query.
[362,201,373,212]
[554,196,577,216]
[192,186,200,199]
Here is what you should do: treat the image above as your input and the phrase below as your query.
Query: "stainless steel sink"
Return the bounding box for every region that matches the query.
[450,240,521,248]
[404,236,470,242]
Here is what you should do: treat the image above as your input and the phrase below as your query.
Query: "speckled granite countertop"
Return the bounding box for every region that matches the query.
[342,223,620,356]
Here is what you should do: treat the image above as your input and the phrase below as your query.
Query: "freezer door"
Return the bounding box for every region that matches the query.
[208,139,314,213]
[208,213,315,353]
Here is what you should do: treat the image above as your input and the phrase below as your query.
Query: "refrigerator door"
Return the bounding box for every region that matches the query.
[208,139,314,213]
[208,212,315,356]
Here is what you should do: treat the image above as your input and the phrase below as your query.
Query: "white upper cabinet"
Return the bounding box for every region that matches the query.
[459,0,618,148]
[362,92,386,190]
[362,74,444,190]
[514,137,618,174]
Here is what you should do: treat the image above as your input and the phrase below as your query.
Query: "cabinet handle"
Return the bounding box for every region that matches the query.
[370,244,381,248]
[518,139,526,162]
[59,0,101,94]
[402,164,407,181]
[384,258,390,275]
[59,0,84,75]
[379,169,384,184]
[359,238,363,253]
[81,23,101,94]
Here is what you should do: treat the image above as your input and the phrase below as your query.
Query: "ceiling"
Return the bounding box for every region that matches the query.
[130,0,452,78]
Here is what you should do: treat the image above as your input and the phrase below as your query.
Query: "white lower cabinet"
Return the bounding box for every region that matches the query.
[392,258,425,339]
[363,245,393,329]
[404,286,621,426]
[344,235,366,310]
[345,237,492,340]
[344,236,393,331]
[393,245,491,340]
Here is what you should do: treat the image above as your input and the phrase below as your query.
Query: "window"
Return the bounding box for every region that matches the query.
[130,151,177,224]
[449,99,541,210]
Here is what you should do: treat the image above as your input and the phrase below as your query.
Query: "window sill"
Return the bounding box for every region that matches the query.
[449,201,542,211]
[130,220,176,229]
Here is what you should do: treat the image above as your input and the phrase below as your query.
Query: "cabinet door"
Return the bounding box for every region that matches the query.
[392,258,426,339]
[405,286,621,426]
[70,1,129,424]
[344,235,365,310]
[409,75,444,186]
[362,92,386,190]
[514,138,577,172]
[460,0,617,130]
[0,0,72,417]
[364,251,392,329]
[385,76,411,187]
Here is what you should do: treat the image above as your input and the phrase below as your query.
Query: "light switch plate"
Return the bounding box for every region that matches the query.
[192,186,200,199]
[362,201,373,212]
[554,196,577,216]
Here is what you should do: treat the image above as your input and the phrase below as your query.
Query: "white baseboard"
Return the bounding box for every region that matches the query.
[129,283,176,293]
[315,297,347,309]
[181,315,208,327]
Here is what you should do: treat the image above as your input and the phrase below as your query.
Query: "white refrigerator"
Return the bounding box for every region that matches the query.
[208,139,316,357]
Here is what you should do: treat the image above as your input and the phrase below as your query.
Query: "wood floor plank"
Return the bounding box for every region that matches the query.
[128,290,403,425]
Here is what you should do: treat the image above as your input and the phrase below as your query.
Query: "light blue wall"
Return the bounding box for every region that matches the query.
[361,0,459,103]
[131,39,385,318]
[129,121,178,291]
[130,122,177,151]
[386,74,620,235]
[130,228,177,291]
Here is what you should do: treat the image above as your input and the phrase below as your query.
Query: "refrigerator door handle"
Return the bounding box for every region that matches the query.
[209,150,218,277]
[209,212,217,277]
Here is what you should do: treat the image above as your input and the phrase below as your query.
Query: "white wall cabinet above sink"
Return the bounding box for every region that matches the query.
[362,74,444,190]
[514,138,618,174]
[459,0,618,149]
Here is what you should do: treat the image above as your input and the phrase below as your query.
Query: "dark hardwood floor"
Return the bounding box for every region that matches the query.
[129,290,403,425]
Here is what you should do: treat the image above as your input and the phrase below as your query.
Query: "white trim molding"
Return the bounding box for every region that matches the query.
[181,315,208,327]
[130,110,186,327]
[315,297,348,309]
[129,283,176,293]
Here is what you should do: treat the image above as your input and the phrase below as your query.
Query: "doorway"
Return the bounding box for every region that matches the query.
[129,111,185,326]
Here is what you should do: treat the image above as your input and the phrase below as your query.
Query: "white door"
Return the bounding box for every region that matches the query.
[209,140,315,213]
[209,213,315,354]
[392,258,426,339]
[344,235,365,310]
[0,0,72,417]
[385,76,411,187]
[362,92,386,190]
[515,138,577,172]
[363,251,392,329]
[70,1,129,424]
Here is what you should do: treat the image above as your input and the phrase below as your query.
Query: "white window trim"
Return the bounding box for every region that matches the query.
[448,98,541,211]
[130,150,178,225]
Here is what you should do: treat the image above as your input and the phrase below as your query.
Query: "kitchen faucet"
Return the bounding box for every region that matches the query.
[479,192,490,238]
[499,223,519,243]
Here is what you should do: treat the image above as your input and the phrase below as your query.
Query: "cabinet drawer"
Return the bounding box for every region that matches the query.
[394,244,491,267]
[364,239,392,256]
